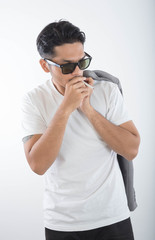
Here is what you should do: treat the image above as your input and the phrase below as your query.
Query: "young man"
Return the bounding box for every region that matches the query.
[21,20,140,240]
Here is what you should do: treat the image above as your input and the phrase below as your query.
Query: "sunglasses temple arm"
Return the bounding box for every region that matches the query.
[44,59,61,68]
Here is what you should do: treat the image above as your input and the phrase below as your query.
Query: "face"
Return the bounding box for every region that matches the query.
[40,42,85,95]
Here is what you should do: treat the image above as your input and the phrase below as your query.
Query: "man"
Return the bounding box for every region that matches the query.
[21,20,140,240]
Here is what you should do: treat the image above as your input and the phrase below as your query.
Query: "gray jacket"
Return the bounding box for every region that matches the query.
[83,69,137,211]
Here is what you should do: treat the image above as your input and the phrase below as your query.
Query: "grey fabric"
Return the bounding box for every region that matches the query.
[83,69,137,211]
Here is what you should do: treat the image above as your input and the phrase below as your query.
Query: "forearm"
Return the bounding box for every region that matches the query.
[84,106,139,160]
[29,104,70,175]
[27,76,90,175]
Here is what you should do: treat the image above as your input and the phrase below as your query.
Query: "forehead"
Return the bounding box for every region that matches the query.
[53,42,84,61]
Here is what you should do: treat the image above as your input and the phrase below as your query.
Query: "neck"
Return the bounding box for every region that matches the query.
[52,79,65,96]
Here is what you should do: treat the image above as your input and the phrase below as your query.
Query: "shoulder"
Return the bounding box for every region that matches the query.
[84,69,122,94]
[22,79,52,105]
[93,80,118,96]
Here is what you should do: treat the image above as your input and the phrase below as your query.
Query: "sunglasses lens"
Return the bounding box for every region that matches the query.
[62,56,92,74]
[79,58,91,70]
[62,63,75,74]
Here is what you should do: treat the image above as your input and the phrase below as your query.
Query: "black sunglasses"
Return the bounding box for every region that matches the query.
[44,52,92,74]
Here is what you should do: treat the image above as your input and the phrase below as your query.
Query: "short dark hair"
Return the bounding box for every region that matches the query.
[36,20,86,58]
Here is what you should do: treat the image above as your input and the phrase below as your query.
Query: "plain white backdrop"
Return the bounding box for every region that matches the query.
[0,0,154,239]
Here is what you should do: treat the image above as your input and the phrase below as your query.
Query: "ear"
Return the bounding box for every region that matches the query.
[39,59,50,73]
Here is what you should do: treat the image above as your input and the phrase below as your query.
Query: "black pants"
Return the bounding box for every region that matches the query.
[45,218,134,240]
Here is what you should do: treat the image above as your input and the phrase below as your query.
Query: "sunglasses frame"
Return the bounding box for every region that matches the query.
[44,52,92,74]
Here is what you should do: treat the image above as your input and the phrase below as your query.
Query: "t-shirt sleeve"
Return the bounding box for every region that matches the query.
[106,84,131,125]
[21,93,47,140]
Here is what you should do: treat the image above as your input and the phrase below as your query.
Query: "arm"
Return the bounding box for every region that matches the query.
[24,106,70,175]
[83,105,140,160]
[79,77,140,160]
[23,76,89,175]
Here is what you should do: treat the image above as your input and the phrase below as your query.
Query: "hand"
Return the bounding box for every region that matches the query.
[79,77,94,113]
[61,76,89,114]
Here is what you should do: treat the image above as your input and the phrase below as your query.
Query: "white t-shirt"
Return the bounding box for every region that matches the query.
[21,78,131,231]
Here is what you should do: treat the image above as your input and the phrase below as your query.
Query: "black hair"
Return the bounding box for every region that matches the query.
[36,19,86,58]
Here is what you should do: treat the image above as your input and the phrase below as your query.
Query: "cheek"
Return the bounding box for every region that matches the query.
[51,66,61,77]
[51,68,63,83]
[59,73,73,84]
[62,75,72,87]
[57,74,71,88]
[51,67,73,86]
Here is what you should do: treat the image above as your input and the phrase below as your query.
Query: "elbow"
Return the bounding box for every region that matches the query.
[127,133,140,161]
[27,152,56,175]
[126,149,139,161]
[28,156,46,176]
[125,136,140,161]
[31,166,45,176]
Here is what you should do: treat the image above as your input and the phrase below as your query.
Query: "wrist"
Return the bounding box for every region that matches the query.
[82,104,94,116]
[59,103,72,117]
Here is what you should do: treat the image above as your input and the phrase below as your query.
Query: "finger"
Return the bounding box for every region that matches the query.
[73,81,86,89]
[81,91,89,98]
[77,87,88,93]
[68,76,86,85]
[85,77,94,86]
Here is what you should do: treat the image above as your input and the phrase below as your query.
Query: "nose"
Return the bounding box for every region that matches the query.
[71,65,83,76]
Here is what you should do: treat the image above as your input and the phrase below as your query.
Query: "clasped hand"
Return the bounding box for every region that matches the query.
[62,76,94,114]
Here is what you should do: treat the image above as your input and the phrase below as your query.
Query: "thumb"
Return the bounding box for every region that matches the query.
[86,77,94,86]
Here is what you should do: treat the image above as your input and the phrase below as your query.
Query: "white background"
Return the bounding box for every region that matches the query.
[0,0,154,239]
